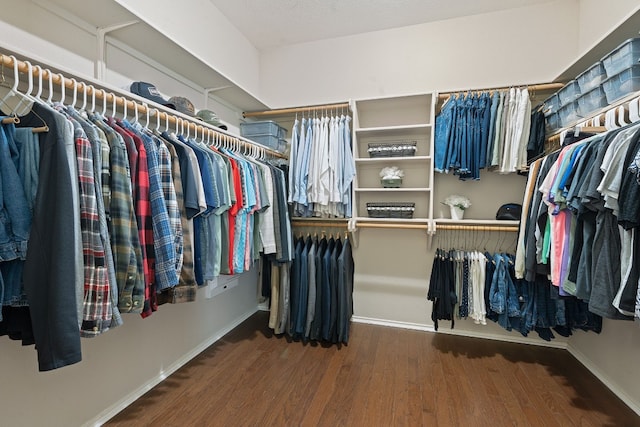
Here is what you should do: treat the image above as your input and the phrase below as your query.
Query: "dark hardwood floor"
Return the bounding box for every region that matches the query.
[105,311,639,426]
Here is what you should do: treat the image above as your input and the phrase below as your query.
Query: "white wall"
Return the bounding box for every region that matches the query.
[259,0,579,108]
[577,0,640,53]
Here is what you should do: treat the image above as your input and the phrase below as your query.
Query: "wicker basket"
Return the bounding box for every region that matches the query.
[368,141,417,158]
[366,202,415,219]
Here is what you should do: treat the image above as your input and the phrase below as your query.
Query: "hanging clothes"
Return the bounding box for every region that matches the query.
[434,89,533,179]
[262,234,354,344]
[0,75,291,371]
[289,113,355,218]
[515,120,640,326]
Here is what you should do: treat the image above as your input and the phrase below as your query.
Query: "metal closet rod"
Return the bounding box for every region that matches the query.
[0,53,286,159]
[243,102,350,118]
[436,224,519,232]
[438,82,564,100]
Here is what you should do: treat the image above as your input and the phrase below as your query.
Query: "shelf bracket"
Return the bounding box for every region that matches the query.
[204,86,233,109]
[95,20,139,80]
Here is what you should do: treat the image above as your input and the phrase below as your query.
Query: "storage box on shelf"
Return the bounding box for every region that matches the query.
[240,120,287,139]
[558,101,580,127]
[577,85,608,117]
[602,64,640,104]
[545,112,560,134]
[576,61,607,93]
[240,120,288,153]
[558,80,581,106]
[542,93,560,116]
[602,37,640,77]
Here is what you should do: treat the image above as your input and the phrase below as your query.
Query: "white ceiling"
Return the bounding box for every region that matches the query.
[209,0,555,50]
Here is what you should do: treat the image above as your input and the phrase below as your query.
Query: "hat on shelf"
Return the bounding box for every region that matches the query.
[495,203,522,221]
[196,109,228,130]
[168,96,196,117]
[129,81,175,109]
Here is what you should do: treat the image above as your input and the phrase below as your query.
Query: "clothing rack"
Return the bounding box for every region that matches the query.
[243,102,351,118]
[436,224,519,233]
[0,53,286,159]
[291,219,349,228]
[437,82,564,101]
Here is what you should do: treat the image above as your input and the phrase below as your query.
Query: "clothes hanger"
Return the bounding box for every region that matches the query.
[0,55,27,115]
[122,96,128,121]
[46,68,55,105]
[101,89,107,116]
[617,105,629,127]
[143,103,150,128]
[57,73,66,105]
[132,99,139,124]
[111,93,117,118]
[70,78,78,109]
[629,97,640,123]
[34,65,44,101]
[79,82,87,111]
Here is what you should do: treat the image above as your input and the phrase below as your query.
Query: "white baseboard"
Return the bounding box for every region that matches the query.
[352,315,567,348]
[567,343,640,417]
[351,316,435,332]
[86,307,259,427]
[434,326,569,349]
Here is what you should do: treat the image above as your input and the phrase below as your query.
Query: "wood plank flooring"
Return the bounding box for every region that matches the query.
[105,311,639,427]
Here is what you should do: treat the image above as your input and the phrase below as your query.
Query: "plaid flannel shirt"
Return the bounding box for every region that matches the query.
[136,129,179,291]
[90,115,145,313]
[157,135,197,304]
[71,120,112,337]
[155,136,183,275]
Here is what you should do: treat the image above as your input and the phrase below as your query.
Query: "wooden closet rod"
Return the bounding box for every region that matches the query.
[243,102,350,118]
[291,220,349,228]
[357,222,430,230]
[438,82,564,100]
[436,224,519,232]
[0,53,286,159]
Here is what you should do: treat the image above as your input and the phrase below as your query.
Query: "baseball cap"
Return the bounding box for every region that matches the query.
[129,81,175,109]
[196,109,228,130]
[169,96,196,117]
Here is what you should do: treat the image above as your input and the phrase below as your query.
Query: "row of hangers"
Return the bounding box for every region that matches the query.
[0,54,278,160]
[435,227,516,254]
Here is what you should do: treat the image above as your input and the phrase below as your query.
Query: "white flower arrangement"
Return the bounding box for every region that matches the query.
[442,194,471,210]
[379,166,404,180]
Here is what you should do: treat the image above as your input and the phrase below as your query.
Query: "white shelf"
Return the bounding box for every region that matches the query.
[39,0,269,112]
[356,124,431,137]
[355,187,431,192]
[355,156,431,163]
